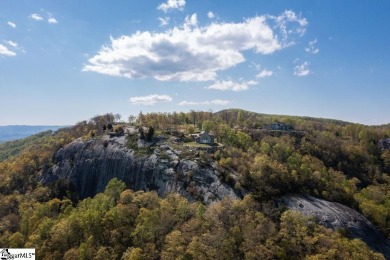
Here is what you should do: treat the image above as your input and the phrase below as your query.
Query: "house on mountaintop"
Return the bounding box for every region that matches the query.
[266,122,291,131]
[194,131,215,145]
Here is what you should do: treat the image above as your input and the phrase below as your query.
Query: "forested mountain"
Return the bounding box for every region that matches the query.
[0,109,390,259]
[0,130,57,162]
[0,125,64,143]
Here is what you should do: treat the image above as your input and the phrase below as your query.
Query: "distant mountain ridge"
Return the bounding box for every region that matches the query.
[0,125,65,143]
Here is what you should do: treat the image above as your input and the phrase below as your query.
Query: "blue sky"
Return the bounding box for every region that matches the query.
[0,0,389,125]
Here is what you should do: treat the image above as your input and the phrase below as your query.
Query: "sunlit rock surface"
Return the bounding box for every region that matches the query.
[281,194,390,258]
[41,136,238,204]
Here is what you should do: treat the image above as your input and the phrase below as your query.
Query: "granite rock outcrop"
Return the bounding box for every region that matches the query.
[41,136,238,204]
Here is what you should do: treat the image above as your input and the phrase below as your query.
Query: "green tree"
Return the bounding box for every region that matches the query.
[146,126,155,142]
[202,120,214,132]
[237,110,244,126]
[138,127,145,140]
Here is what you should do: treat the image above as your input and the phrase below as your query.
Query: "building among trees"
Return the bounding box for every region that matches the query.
[267,122,290,131]
[194,131,215,145]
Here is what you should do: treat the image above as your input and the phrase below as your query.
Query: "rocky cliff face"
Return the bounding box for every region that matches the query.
[41,136,239,204]
[281,195,390,258]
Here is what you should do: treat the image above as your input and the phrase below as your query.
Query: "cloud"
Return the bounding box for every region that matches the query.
[4,40,18,47]
[184,13,197,27]
[206,80,258,91]
[158,17,170,27]
[48,18,58,24]
[270,10,308,46]
[274,10,308,27]
[129,94,172,105]
[157,0,186,12]
[305,39,319,54]
[207,11,215,19]
[84,11,307,82]
[256,69,273,78]
[0,44,16,56]
[46,11,58,24]
[179,99,230,106]
[294,61,310,77]
[7,21,16,28]
[30,13,44,21]
[29,12,58,24]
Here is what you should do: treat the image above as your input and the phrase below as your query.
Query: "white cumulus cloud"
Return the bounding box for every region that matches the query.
[207,80,258,92]
[305,39,319,54]
[158,0,186,12]
[294,61,310,77]
[158,17,170,27]
[256,69,273,78]
[179,99,230,106]
[0,44,16,56]
[30,13,44,21]
[207,11,215,19]
[83,11,307,82]
[129,94,172,105]
[7,21,16,28]
[48,18,58,24]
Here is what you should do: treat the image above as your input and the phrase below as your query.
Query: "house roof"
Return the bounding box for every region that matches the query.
[199,131,214,136]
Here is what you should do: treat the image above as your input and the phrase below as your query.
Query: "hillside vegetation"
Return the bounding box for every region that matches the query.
[0,109,389,259]
[0,130,56,162]
[0,125,63,143]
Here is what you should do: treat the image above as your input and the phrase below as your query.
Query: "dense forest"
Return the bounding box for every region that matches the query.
[0,109,389,259]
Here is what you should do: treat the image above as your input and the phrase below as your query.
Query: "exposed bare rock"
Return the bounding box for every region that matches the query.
[41,136,238,204]
[281,194,390,258]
